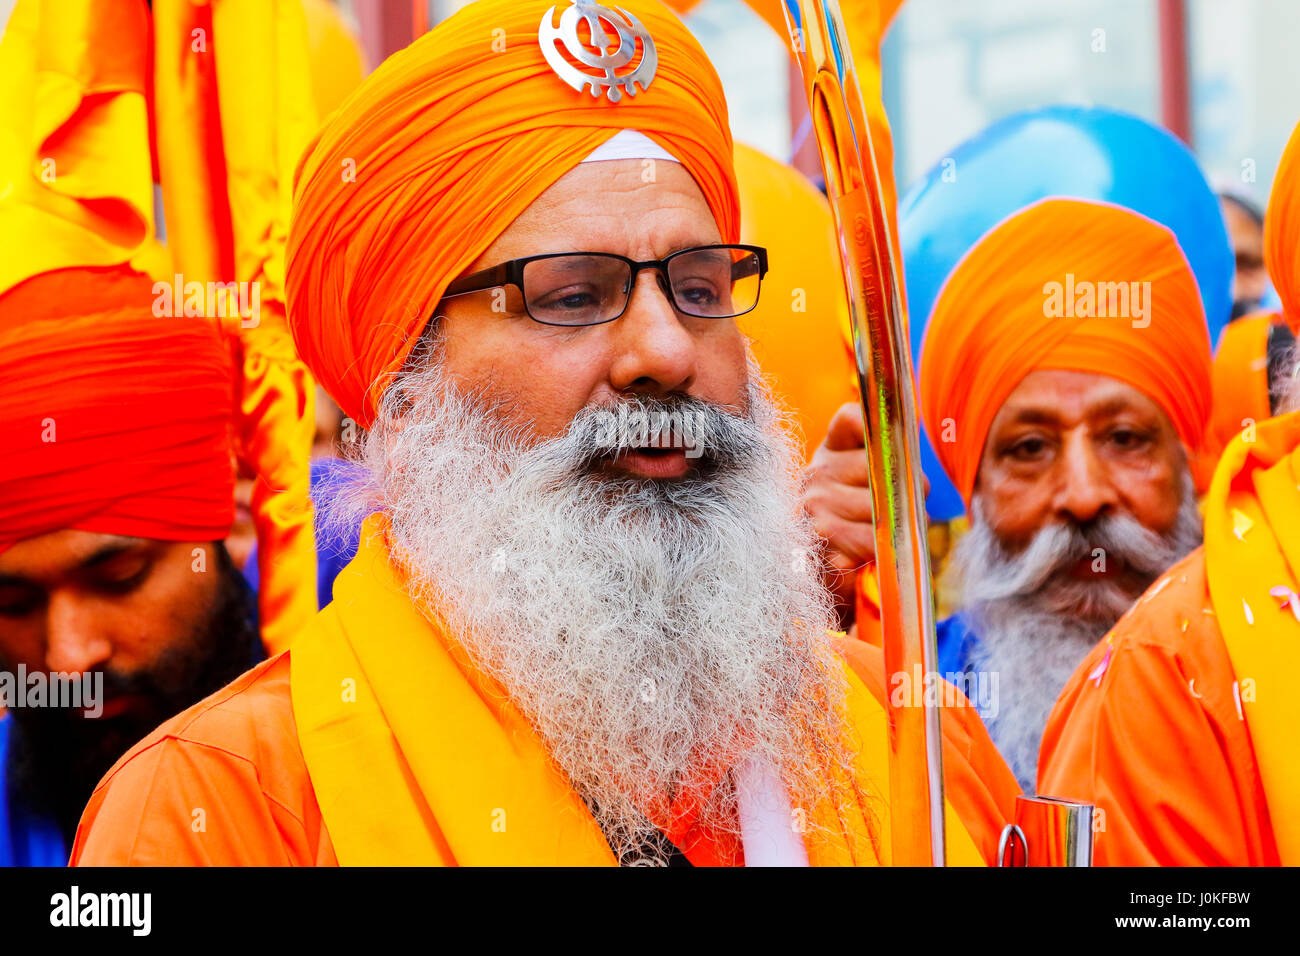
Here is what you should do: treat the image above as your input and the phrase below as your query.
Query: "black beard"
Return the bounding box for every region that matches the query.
[5,543,260,846]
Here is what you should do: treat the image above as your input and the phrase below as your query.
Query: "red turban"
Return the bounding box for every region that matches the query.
[1265,118,1300,332]
[919,198,1212,506]
[0,267,235,551]
[286,0,739,428]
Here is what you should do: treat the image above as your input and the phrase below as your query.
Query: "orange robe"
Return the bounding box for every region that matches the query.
[1037,550,1278,865]
[73,521,1018,867]
[1040,409,1300,865]
[72,654,338,866]
[71,644,1016,866]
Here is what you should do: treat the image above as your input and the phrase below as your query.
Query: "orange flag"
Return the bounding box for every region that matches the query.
[0,0,162,289]
[151,0,320,653]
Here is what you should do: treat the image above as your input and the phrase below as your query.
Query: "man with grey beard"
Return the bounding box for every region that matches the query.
[1040,116,1300,866]
[807,198,1215,790]
[71,0,1018,867]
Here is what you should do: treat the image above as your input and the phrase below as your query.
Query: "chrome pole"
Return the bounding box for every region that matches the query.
[781,0,946,866]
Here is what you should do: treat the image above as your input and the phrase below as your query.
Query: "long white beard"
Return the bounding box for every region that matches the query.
[342,350,849,863]
[942,475,1202,790]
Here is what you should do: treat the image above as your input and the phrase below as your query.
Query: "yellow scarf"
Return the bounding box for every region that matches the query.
[291,514,985,865]
[1204,410,1300,864]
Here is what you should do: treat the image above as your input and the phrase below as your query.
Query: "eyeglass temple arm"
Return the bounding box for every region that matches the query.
[442,261,516,298]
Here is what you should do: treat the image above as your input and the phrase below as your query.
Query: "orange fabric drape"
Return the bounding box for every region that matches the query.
[1196,118,1300,485]
[1201,311,1277,485]
[152,0,319,653]
[1203,411,1300,863]
[734,142,858,457]
[0,0,164,288]
[919,198,1212,504]
[0,0,235,549]
[302,0,366,119]
[1264,119,1300,332]
[1037,544,1280,865]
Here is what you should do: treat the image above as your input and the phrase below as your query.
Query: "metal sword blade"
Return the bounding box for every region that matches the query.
[781,0,946,867]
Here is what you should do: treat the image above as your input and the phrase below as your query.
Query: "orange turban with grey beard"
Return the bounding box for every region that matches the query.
[918,198,1213,506]
[286,0,740,428]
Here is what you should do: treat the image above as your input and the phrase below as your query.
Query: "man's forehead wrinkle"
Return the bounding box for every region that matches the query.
[487,197,696,257]
[476,162,717,266]
[999,374,1168,425]
[1001,397,1151,424]
[533,184,694,224]
[1084,395,1167,423]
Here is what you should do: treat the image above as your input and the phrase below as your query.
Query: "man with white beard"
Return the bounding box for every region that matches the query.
[808,198,1213,790]
[70,0,1017,866]
[1039,116,1300,866]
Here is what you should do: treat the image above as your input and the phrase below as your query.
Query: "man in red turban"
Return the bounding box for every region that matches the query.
[73,0,1017,867]
[0,267,260,866]
[813,198,1212,790]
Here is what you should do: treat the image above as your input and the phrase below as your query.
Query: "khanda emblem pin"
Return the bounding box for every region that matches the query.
[539,1,658,103]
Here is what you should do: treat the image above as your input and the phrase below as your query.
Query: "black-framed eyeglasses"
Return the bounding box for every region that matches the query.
[439,244,769,327]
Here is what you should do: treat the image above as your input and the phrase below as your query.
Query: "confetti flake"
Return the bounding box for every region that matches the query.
[1088,639,1114,687]
[1243,599,1254,625]
[1151,576,1172,597]
[1232,509,1254,542]
[1270,585,1300,625]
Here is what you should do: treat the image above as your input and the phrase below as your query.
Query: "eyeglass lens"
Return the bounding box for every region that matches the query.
[520,247,761,326]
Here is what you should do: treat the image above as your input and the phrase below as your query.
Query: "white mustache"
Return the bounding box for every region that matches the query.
[953,477,1201,609]
[560,393,764,472]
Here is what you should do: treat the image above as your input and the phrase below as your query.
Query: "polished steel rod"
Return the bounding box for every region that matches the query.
[782,0,947,866]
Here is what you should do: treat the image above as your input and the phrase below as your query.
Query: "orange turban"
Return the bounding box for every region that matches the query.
[0,267,235,552]
[287,0,739,428]
[1265,118,1300,332]
[919,198,1212,505]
